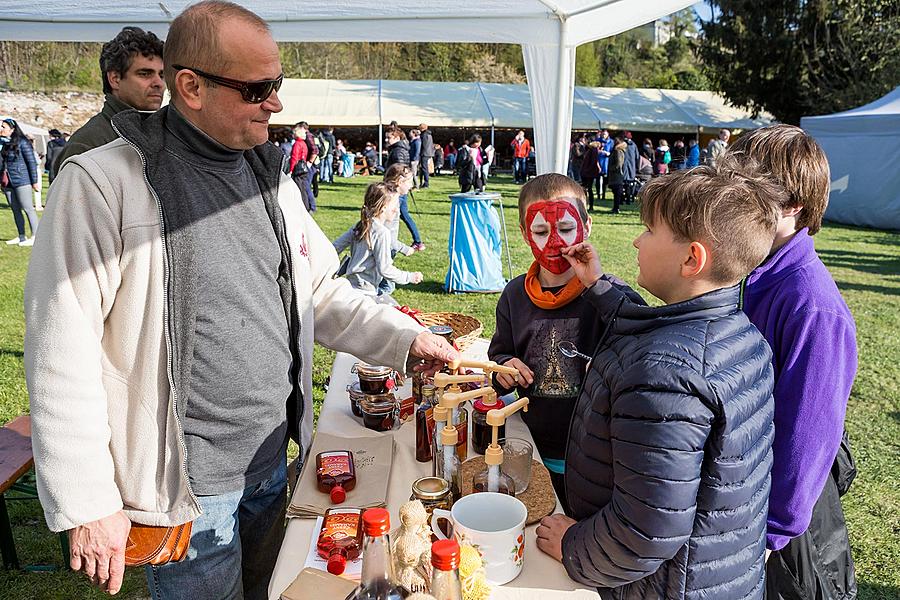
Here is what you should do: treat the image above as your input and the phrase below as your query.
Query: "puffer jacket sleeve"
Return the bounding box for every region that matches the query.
[21,138,39,185]
[561,357,716,587]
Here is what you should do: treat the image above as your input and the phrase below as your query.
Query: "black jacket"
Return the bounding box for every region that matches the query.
[52,94,133,178]
[385,139,410,168]
[563,281,774,600]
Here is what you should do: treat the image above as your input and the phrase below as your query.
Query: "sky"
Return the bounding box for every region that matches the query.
[692,2,717,23]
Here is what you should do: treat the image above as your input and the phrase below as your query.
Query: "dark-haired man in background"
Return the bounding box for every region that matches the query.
[52,26,164,177]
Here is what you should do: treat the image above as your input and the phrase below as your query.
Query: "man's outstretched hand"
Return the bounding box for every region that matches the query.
[68,510,131,595]
[409,331,461,376]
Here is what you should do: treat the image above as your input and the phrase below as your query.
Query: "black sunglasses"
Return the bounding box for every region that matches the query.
[173,64,283,103]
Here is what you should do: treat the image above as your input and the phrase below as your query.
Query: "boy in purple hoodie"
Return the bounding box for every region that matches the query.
[726,125,858,599]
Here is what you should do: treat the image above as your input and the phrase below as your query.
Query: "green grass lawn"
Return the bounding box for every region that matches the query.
[1,173,898,599]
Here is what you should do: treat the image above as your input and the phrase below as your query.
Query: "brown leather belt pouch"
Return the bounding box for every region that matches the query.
[124,521,193,567]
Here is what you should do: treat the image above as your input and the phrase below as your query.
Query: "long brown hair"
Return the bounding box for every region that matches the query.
[382,163,413,194]
[354,182,395,248]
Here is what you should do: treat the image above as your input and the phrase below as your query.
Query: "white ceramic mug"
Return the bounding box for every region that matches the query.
[430,492,527,585]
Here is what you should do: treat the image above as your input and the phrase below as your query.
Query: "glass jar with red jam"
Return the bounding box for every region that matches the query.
[317,507,364,575]
[316,450,357,503]
[354,363,395,395]
[346,381,365,418]
[359,393,399,432]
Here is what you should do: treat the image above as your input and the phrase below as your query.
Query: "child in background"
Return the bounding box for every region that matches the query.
[653,138,671,175]
[488,173,639,507]
[726,125,858,598]
[333,182,423,303]
[536,165,783,599]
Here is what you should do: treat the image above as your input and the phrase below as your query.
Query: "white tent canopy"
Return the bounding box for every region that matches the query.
[801,87,900,230]
[275,78,774,135]
[0,0,695,174]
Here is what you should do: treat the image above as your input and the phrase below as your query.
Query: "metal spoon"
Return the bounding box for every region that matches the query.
[558,340,591,361]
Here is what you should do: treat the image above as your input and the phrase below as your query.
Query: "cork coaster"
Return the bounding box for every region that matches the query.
[459,456,557,524]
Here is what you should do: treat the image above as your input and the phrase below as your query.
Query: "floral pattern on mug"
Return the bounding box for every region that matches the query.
[511,533,525,567]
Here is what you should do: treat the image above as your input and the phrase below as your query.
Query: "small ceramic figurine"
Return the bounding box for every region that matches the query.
[392,500,432,592]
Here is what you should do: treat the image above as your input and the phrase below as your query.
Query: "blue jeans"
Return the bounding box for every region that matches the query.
[398,194,421,245]
[146,459,288,600]
[319,156,333,183]
[514,157,527,182]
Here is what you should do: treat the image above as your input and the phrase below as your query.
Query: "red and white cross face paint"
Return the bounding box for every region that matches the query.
[525,199,585,274]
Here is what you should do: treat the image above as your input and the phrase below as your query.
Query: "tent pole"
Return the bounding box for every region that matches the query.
[378,79,383,165]
[498,195,513,280]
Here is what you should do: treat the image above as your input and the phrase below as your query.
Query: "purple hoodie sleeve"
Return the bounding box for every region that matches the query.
[766,308,857,550]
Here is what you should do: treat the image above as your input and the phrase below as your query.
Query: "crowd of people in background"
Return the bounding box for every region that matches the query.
[567,127,729,214]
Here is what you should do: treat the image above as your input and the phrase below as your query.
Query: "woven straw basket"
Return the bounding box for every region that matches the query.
[417,312,483,352]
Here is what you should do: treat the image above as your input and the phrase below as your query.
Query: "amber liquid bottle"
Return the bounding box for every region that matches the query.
[316,450,357,503]
[317,507,364,575]
[415,385,438,462]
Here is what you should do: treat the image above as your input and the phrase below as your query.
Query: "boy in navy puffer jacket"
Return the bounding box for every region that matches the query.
[535,165,784,600]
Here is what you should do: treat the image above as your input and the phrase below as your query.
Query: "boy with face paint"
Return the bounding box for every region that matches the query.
[533,166,782,598]
[488,174,641,507]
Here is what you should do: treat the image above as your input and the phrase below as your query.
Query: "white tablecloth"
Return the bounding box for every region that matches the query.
[268,339,597,599]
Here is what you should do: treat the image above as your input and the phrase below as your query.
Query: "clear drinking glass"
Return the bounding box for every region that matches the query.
[501,438,534,494]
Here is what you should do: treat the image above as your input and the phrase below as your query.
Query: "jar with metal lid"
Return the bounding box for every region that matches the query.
[410,476,454,519]
[346,381,365,418]
[353,363,395,395]
[359,392,398,432]
[429,325,455,346]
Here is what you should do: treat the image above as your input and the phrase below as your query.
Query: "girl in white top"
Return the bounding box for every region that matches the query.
[333,182,423,301]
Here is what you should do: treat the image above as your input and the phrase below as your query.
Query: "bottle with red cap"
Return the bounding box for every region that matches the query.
[316,507,364,575]
[430,539,463,600]
[316,450,356,503]
[350,508,409,599]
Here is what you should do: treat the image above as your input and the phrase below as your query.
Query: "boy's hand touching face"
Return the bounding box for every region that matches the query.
[561,242,602,288]
[497,358,533,389]
[536,514,577,563]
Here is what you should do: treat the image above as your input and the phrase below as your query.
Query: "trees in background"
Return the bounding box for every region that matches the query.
[699,0,900,124]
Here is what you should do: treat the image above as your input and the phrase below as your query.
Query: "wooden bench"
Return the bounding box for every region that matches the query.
[0,415,68,570]
[0,415,34,569]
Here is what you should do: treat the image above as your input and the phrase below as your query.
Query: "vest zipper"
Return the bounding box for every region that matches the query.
[111,121,200,514]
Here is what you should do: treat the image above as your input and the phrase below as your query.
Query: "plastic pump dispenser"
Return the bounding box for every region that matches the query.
[438,418,462,500]
[473,398,530,495]
[447,358,520,378]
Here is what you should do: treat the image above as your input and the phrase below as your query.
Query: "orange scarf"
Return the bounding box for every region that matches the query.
[524,262,585,310]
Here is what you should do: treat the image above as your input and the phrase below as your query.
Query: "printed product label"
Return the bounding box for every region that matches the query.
[322,509,361,540]
[318,452,350,477]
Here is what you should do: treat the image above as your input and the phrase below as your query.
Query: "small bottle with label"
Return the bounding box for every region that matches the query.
[317,507,364,575]
[316,450,357,503]
[415,384,438,462]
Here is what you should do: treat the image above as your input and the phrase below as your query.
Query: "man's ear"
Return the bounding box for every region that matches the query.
[106,70,121,93]
[175,70,203,111]
[682,240,710,278]
[584,215,593,238]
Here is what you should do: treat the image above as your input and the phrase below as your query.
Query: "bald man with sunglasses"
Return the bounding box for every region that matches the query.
[24,2,458,599]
